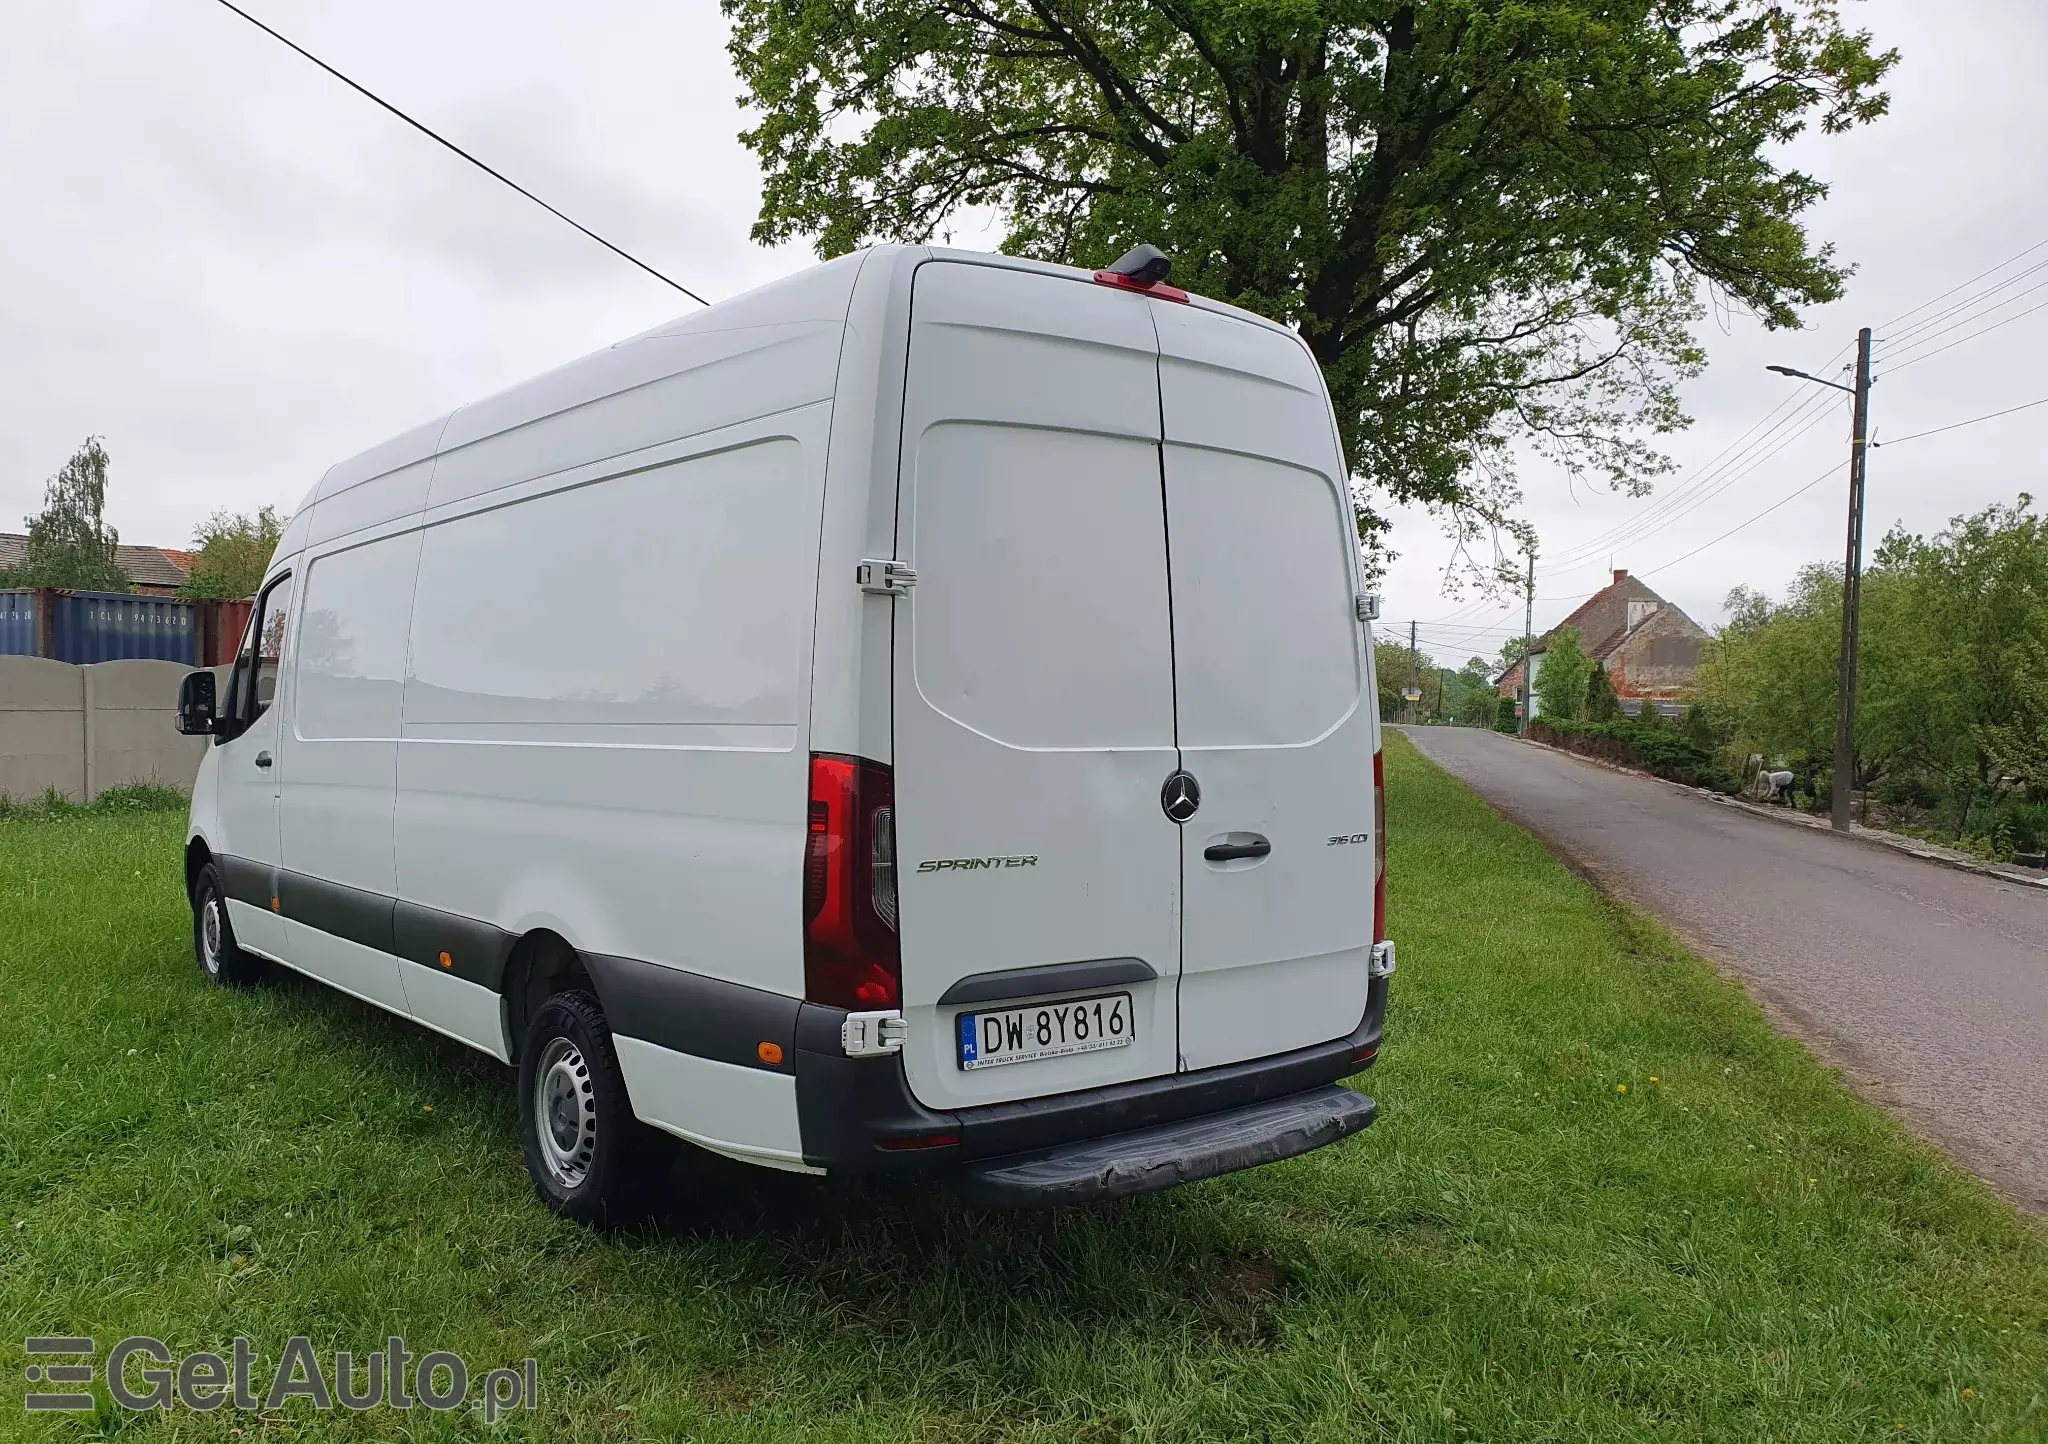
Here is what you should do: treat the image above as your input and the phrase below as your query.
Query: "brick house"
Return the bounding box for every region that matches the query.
[0,533,193,595]
[1496,570,1708,718]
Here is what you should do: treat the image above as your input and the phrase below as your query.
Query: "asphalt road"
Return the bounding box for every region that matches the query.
[1397,725,2048,1213]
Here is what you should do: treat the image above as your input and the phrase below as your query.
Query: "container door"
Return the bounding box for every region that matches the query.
[1154,304,1376,1070]
[891,262,1182,1110]
[214,571,295,958]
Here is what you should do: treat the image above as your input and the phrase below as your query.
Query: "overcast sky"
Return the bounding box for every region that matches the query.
[6,0,2043,662]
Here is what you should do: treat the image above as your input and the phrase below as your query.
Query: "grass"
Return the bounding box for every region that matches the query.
[0,732,2043,1441]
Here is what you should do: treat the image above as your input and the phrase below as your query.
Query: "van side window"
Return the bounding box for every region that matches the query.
[406,442,806,729]
[231,573,295,726]
[294,533,420,741]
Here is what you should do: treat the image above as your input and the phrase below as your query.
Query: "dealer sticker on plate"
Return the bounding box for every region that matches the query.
[957,992,1134,1071]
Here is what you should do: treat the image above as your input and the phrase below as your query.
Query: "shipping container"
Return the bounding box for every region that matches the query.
[197,597,255,667]
[0,589,200,665]
[0,590,37,657]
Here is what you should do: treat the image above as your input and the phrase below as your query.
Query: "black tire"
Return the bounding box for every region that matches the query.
[518,991,665,1226]
[192,862,264,987]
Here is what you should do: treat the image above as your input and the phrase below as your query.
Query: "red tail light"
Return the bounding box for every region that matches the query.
[1372,749,1387,943]
[804,754,901,1010]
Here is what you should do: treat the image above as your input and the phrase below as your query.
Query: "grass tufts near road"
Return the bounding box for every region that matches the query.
[0,736,2042,1440]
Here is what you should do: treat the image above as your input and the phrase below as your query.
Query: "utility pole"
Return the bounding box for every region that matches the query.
[1518,549,1535,735]
[1769,331,1875,835]
[1766,330,1875,833]
[1409,619,1419,724]
[1832,328,1875,832]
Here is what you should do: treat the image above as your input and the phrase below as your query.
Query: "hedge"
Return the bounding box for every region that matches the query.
[1528,716,1738,793]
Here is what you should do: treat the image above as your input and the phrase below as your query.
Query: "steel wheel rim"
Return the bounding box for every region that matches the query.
[200,893,224,975]
[533,1036,598,1189]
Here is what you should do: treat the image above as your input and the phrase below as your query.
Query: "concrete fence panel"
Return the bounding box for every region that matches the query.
[83,659,213,800]
[1,656,225,802]
[0,656,86,801]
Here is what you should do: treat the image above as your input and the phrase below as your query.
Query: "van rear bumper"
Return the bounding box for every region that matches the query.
[958,1084,1375,1206]
[793,969,1387,1181]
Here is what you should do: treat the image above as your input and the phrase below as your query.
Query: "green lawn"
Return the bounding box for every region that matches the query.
[1,735,2043,1441]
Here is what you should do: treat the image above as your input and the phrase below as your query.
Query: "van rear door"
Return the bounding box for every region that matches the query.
[1154,303,1376,1070]
[890,262,1183,1110]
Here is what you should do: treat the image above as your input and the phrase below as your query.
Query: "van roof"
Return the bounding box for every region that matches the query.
[300,246,1302,513]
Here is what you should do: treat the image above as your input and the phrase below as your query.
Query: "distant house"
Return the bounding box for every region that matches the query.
[1496,570,1708,718]
[0,533,192,596]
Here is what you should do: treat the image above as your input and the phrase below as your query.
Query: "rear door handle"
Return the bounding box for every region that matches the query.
[254,751,273,769]
[1204,839,1270,862]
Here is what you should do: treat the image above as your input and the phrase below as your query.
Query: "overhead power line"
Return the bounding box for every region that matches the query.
[1876,394,2048,447]
[205,0,709,306]
[1880,294,2048,373]
[1877,235,2048,330]
[1633,458,1841,579]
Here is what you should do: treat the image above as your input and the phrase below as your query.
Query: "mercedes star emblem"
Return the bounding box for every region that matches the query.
[1160,769,1201,823]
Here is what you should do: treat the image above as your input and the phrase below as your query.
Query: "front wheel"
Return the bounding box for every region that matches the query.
[518,991,665,1226]
[192,863,263,987]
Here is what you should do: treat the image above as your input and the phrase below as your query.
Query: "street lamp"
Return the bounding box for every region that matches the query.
[1767,330,1873,833]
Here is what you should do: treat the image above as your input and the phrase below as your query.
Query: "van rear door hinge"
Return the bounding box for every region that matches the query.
[1356,592,1380,622]
[857,559,917,596]
[841,1010,907,1057]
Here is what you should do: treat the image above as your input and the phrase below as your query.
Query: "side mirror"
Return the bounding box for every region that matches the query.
[176,671,218,736]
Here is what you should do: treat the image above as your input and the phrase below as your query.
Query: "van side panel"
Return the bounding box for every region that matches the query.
[276,524,421,1017]
[395,404,834,1149]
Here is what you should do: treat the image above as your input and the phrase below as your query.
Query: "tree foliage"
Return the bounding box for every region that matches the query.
[1584,659,1619,721]
[1534,625,1592,721]
[725,0,1895,560]
[1374,638,1428,719]
[180,507,286,600]
[0,437,130,593]
[1693,498,2048,849]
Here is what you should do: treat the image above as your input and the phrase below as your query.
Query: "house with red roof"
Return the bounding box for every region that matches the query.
[1496,570,1708,718]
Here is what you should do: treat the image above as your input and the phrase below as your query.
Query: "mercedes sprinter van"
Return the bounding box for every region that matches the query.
[176,245,1395,1221]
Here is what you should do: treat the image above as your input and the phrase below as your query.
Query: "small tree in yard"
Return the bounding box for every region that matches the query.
[0,437,130,592]
[1584,662,1619,722]
[1495,695,1518,734]
[181,507,286,600]
[1535,627,1593,722]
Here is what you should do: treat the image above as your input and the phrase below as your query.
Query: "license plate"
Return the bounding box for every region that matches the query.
[957,992,1134,1071]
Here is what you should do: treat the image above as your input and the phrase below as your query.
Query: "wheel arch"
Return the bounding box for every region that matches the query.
[500,929,603,1065]
[184,834,214,903]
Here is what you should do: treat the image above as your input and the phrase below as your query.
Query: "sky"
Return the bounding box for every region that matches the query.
[4,0,2043,664]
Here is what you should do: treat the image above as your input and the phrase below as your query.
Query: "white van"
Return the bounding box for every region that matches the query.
[176,245,1394,1221]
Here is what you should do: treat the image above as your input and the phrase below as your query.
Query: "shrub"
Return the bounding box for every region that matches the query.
[1529,717,1740,793]
[1495,696,1519,733]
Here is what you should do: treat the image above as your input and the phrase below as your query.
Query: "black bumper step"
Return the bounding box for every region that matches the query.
[957,1084,1376,1207]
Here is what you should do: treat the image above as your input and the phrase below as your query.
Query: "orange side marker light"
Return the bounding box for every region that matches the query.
[757,1041,784,1066]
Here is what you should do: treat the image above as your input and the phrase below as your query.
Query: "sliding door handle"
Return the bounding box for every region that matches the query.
[254,751,273,769]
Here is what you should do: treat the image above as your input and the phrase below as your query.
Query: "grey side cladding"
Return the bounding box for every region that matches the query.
[215,854,274,910]
[210,855,801,1076]
[392,900,514,993]
[276,870,395,956]
[584,953,800,1075]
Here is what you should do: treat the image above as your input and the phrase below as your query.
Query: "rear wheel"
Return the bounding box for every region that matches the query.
[518,991,664,1226]
[192,863,263,987]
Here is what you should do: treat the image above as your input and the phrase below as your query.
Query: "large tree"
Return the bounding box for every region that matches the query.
[725,0,1893,566]
[1,437,131,592]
